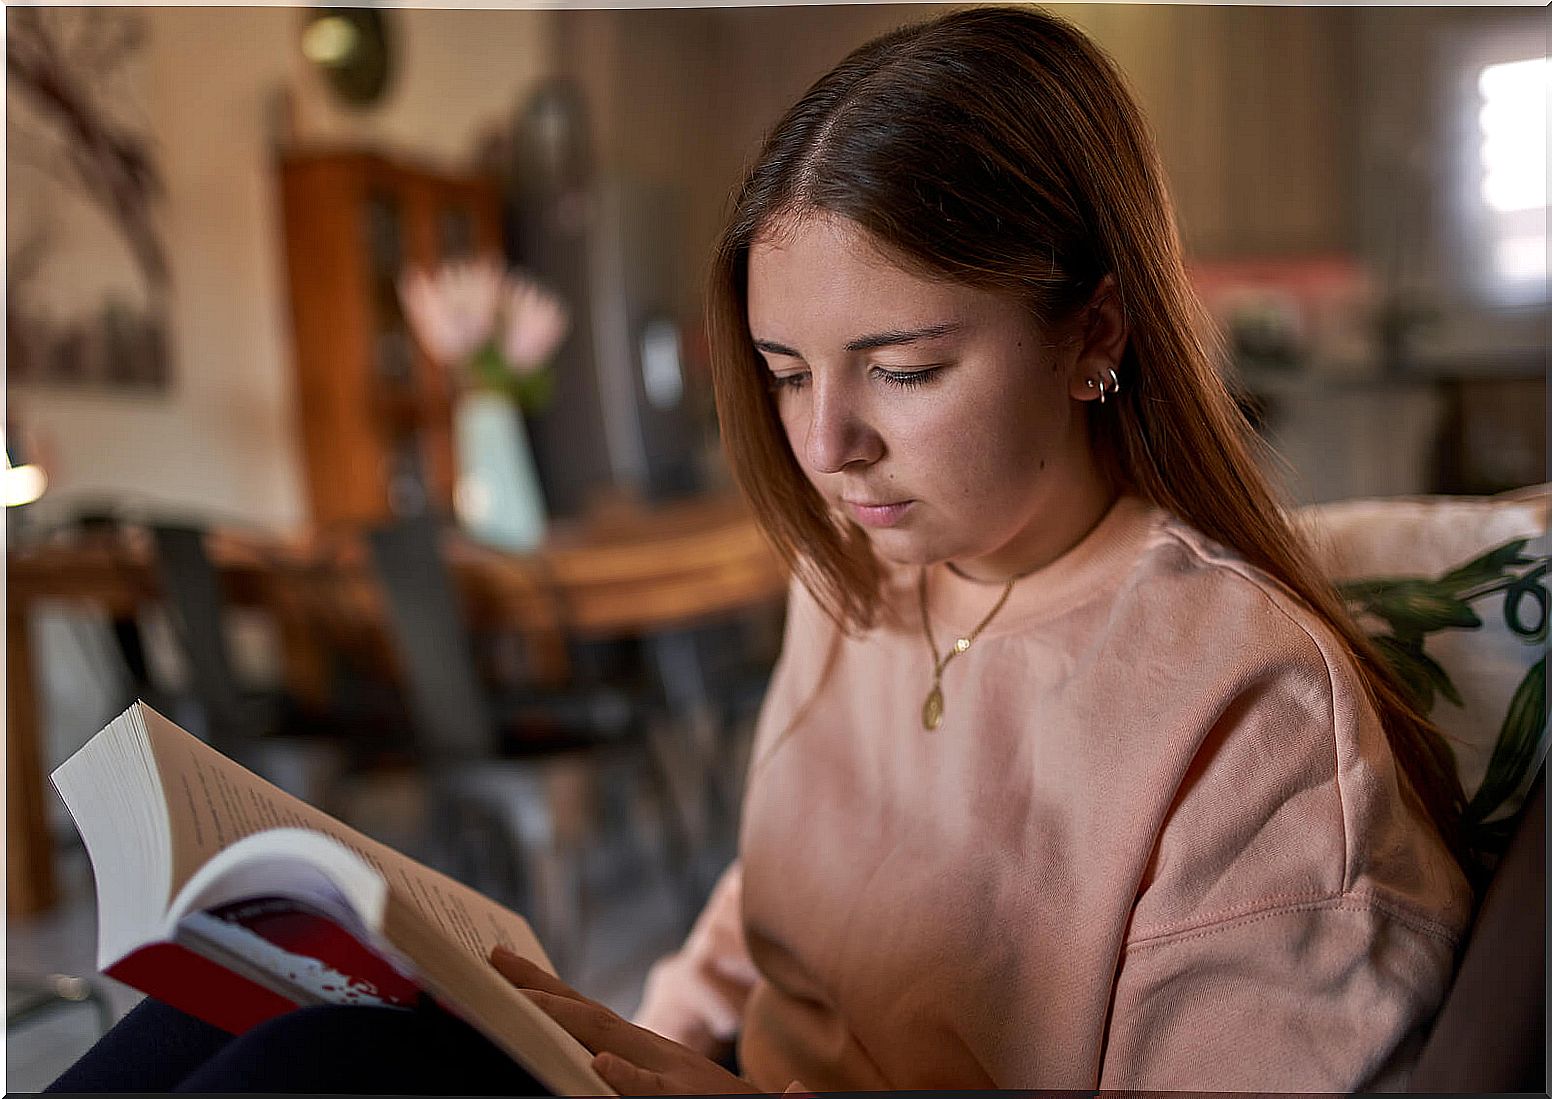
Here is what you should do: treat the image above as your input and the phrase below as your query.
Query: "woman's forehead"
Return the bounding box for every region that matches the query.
[750,218,969,311]
[747,218,1013,347]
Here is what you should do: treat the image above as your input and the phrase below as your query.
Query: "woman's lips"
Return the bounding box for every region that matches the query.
[844,499,914,528]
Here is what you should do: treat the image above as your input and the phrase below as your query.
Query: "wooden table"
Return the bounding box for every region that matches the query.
[6,494,788,917]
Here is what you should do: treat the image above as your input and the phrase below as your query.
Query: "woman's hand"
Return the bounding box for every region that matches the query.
[491,946,762,1095]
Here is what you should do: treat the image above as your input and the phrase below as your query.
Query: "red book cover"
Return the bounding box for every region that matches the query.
[107,896,425,1035]
[107,943,299,1034]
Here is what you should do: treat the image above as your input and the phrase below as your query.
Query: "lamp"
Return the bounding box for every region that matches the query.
[4,436,47,508]
[299,7,394,108]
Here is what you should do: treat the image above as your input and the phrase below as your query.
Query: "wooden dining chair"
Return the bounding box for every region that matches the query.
[365,514,692,973]
[149,524,349,807]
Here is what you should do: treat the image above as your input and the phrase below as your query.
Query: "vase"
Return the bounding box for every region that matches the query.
[453,389,548,553]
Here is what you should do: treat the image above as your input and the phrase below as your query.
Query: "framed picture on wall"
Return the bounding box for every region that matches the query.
[6,8,173,392]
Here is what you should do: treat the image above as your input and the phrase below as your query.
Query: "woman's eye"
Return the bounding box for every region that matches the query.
[768,372,809,392]
[874,366,943,389]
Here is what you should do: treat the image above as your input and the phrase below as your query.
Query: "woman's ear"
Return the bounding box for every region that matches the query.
[1066,275,1130,402]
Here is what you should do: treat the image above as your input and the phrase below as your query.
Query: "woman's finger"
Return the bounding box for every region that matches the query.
[522,988,665,1064]
[594,1046,761,1096]
[514,982,760,1094]
[592,1052,671,1095]
[489,946,590,1002]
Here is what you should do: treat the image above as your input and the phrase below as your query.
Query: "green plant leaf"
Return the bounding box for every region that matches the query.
[1371,635,1447,713]
[1419,646,1464,708]
[1463,655,1548,825]
[468,342,511,390]
[1356,581,1482,641]
[1439,538,1532,592]
[513,367,555,415]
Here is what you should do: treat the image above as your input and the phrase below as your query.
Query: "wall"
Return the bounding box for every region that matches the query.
[9,6,557,535]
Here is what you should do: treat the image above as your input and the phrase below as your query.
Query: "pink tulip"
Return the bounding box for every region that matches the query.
[397,259,504,367]
[500,272,570,375]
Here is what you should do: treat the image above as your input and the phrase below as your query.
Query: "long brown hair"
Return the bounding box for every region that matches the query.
[708,5,1467,866]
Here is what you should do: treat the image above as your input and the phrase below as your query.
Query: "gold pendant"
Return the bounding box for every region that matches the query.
[922,684,944,730]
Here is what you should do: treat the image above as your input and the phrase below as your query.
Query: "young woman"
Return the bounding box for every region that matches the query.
[609,5,1471,1092]
[50,6,1469,1094]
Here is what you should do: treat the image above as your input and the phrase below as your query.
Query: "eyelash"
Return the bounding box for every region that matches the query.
[767,366,944,392]
[877,366,942,389]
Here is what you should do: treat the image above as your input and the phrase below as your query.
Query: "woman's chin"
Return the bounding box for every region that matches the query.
[863,527,954,569]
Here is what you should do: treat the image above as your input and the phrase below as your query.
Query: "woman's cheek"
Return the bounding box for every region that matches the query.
[776,407,818,482]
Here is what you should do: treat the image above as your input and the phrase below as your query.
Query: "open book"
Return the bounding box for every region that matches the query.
[51,701,611,1095]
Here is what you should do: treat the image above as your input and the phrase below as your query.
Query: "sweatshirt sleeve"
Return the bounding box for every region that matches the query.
[632,860,760,1056]
[1099,899,1459,1091]
[1098,594,1465,1092]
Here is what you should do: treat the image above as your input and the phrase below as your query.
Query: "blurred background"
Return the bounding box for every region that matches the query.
[5,2,1546,1087]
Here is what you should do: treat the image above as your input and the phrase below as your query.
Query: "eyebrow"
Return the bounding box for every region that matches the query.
[752,321,964,359]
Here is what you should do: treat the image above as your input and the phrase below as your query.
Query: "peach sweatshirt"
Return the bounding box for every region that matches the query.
[635,495,1471,1092]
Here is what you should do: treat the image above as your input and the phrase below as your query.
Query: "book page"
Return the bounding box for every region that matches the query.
[383,892,612,1095]
[138,705,553,973]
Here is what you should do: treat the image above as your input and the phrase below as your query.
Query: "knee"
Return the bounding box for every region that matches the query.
[242,1002,414,1049]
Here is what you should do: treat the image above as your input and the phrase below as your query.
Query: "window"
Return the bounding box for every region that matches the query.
[1477,57,1547,290]
[1458,40,1548,306]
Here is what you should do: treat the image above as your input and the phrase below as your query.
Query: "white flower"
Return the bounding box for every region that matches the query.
[397,259,504,367]
[500,272,570,375]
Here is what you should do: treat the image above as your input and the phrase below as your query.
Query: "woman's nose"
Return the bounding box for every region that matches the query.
[803,384,883,474]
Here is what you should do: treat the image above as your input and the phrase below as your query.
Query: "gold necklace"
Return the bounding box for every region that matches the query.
[917,567,1018,730]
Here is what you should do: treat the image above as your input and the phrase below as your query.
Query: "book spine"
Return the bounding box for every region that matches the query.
[107,942,301,1034]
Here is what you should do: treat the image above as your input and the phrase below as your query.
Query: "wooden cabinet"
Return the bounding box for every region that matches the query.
[276,149,502,527]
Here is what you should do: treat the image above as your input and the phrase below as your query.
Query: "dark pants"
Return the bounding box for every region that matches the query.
[45,997,551,1094]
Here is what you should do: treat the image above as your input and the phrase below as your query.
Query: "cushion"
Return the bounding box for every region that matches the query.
[1296,484,1550,864]
[1406,771,1545,1091]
